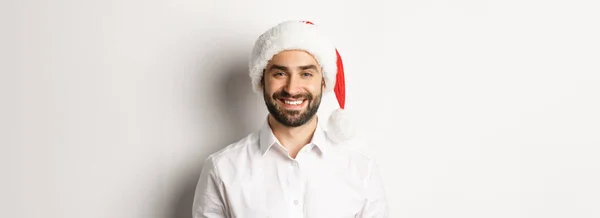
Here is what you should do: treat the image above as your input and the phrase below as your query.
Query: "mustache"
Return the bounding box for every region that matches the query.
[273,90,313,100]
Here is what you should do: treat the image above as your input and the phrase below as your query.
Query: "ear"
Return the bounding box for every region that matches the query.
[261,69,265,87]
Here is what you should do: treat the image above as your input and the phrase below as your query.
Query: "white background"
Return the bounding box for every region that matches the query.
[2,0,599,217]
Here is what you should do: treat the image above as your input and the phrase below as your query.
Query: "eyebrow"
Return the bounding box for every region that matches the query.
[267,64,319,72]
[267,65,288,72]
[299,65,319,71]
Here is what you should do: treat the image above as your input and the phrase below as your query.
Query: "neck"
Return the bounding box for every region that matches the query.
[268,115,318,158]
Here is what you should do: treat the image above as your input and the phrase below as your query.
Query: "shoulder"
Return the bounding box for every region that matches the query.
[328,135,378,161]
[203,131,259,171]
[326,135,382,175]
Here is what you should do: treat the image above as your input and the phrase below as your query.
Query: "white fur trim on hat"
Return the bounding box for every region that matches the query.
[249,20,337,93]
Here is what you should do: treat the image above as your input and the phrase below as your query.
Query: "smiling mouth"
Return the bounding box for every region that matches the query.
[285,100,303,105]
[278,98,307,107]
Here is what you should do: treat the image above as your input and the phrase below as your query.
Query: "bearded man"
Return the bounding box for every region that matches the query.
[192,20,389,218]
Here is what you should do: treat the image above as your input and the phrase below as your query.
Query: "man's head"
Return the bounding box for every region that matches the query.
[261,50,325,127]
[249,20,355,141]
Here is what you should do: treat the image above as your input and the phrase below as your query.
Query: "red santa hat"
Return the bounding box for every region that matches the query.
[249,20,355,143]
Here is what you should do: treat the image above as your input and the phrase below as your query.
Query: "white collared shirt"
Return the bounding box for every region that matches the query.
[192,118,389,218]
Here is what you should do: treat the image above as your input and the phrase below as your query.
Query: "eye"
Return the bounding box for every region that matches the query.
[273,71,286,77]
[301,72,313,77]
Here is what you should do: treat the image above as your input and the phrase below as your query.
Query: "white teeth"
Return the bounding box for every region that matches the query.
[284,100,303,105]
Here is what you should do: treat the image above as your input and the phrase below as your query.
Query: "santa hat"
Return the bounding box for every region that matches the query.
[249,20,355,143]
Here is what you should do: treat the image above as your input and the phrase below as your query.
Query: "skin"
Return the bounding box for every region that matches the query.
[261,50,325,159]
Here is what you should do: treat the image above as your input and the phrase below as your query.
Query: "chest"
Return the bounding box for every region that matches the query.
[222,157,367,218]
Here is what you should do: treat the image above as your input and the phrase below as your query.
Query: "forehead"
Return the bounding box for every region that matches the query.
[266,50,320,69]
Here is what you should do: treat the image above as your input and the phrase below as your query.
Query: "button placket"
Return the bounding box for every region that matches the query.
[288,159,304,217]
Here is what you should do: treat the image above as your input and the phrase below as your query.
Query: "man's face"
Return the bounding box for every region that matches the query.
[262,50,324,127]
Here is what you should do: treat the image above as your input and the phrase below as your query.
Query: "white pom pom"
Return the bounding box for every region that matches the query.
[327,108,356,143]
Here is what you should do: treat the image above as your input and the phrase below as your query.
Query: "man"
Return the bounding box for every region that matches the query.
[192,20,388,218]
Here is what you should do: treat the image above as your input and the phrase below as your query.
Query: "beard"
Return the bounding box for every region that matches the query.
[263,88,322,127]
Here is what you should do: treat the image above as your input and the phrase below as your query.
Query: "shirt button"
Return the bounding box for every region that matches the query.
[293,200,299,205]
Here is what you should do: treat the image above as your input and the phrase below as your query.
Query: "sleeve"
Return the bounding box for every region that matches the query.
[192,155,228,218]
[356,158,389,218]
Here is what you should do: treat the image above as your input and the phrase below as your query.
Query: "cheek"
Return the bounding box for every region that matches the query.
[308,80,324,93]
[264,80,284,95]
[262,78,275,91]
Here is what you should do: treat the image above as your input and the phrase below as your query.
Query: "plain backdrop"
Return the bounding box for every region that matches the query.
[2,0,599,217]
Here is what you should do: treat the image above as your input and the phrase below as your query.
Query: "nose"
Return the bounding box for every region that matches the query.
[283,74,303,95]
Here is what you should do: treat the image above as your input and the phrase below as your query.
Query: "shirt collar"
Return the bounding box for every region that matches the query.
[309,122,329,154]
[259,118,280,155]
[258,116,329,156]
